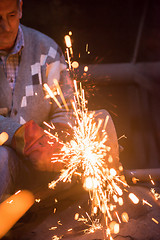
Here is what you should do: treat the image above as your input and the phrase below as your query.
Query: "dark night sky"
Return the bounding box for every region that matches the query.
[21,0,160,64]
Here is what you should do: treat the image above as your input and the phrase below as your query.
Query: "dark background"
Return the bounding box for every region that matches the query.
[21,0,160,64]
[21,0,160,170]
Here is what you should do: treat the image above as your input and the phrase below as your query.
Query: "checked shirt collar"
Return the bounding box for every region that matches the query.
[0,25,24,90]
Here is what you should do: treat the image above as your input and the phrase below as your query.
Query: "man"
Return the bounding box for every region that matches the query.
[0,0,76,202]
[0,0,120,203]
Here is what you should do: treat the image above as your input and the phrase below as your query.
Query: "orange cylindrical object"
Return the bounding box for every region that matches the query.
[0,190,34,238]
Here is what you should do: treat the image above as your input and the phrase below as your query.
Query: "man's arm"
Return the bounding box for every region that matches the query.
[44,46,75,131]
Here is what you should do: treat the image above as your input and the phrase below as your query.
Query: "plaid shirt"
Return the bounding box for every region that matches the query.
[0,25,24,91]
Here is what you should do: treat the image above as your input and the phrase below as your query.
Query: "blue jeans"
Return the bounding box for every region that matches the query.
[0,146,21,202]
[0,146,57,203]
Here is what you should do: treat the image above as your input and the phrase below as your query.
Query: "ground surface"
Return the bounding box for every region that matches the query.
[5,182,160,240]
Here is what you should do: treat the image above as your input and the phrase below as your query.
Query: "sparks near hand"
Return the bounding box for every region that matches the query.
[43,33,160,239]
[43,79,129,238]
[42,34,128,239]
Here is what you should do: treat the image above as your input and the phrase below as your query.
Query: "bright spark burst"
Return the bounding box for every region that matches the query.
[84,218,103,234]
[43,33,130,238]
[74,208,103,234]
[44,79,129,238]
[43,32,147,239]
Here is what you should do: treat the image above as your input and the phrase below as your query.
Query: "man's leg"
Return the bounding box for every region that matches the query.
[0,146,20,202]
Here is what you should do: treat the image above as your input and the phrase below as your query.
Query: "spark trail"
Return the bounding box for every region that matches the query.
[44,79,128,238]
[43,33,160,239]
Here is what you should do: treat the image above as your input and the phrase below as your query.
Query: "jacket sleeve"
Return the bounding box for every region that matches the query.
[0,46,74,146]
[45,46,75,129]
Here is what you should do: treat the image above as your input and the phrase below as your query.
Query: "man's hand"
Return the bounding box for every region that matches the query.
[11,120,64,172]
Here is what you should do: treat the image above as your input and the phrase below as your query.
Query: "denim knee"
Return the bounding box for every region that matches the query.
[0,146,18,202]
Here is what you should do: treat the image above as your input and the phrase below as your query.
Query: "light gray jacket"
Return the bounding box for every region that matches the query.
[0,25,74,145]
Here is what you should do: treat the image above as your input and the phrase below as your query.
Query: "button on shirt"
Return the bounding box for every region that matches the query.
[0,25,24,92]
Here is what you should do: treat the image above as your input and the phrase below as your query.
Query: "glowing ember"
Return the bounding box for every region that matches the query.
[121,212,129,222]
[129,193,139,204]
[142,199,152,208]
[151,188,160,200]
[64,34,73,69]
[74,213,79,220]
[84,66,89,72]
[72,61,79,69]
[132,177,139,184]
[118,197,124,206]
[52,236,62,240]
[57,221,62,226]
[49,226,57,231]
[110,168,117,177]
[67,228,73,232]
[149,175,155,185]
[109,221,119,234]
[152,218,159,224]
[64,35,72,48]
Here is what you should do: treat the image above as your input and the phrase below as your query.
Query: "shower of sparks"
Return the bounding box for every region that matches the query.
[44,79,130,238]
[43,31,138,237]
[84,218,103,234]
[42,32,160,239]
[73,208,104,235]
